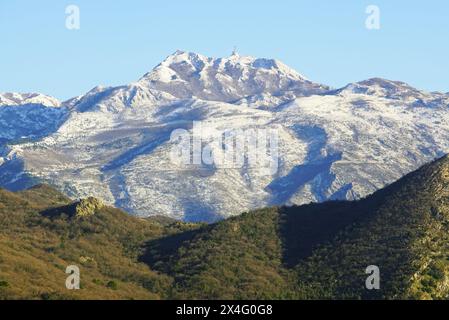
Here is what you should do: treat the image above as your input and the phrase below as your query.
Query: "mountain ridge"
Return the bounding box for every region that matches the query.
[142,154,449,299]
[0,51,448,221]
[4,51,448,106]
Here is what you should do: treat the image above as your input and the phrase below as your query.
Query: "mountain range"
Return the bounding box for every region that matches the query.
[1,155,449,299]
[1,51,448,221]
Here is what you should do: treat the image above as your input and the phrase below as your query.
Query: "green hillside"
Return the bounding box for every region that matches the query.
[145,155,449,299]
[1,155,449,300]
[0,185,196,299]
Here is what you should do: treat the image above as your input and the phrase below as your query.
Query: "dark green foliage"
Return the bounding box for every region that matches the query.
[142,155,449,300]
[0,185,188,299]
[106,281,118,290]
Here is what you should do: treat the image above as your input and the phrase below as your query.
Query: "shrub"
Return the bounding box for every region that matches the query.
[106,281,118,290]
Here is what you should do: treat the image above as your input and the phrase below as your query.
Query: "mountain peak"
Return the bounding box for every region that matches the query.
[0,92,60,108]
[138,50,328,102]
[336,77,436,103]
[157,50,306,79]
[160,50,210,67]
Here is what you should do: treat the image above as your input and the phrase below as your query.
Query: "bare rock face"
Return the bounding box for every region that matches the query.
[74,197,103,218]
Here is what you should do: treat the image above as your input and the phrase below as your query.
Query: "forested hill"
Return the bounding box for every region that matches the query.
[1,155,449,299]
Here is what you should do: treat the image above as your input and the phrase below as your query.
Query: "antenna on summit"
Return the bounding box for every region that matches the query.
[232,46,238,56]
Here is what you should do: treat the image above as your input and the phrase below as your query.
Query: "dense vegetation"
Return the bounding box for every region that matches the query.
[1,155,449,299]
[0,185,195,299]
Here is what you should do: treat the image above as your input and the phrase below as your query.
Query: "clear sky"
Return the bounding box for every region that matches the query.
[1,0,448,100]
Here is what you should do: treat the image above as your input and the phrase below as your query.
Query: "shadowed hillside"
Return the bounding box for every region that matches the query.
[0,185,197,299]
[142,155,449,299]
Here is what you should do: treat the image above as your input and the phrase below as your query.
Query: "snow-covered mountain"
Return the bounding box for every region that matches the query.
[0,93,66,144]
[1,51,448,221]
[0,92,61,107]
[140,50,329,102]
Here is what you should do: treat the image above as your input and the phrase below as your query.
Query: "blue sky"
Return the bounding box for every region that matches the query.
[1,0,448,100]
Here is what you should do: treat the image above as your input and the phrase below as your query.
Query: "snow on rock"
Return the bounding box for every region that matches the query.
[0,51,448,221]
[0,92,66,143]
[139,50,329,103]
[0,92,60,108]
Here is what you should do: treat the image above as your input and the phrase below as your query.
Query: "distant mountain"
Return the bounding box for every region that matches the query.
[1,156,449,299]
[140,50,329,102]
[335,78,448,107]
[1,51,448,221]
[0,92,60,108]
[0,93,66,142]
